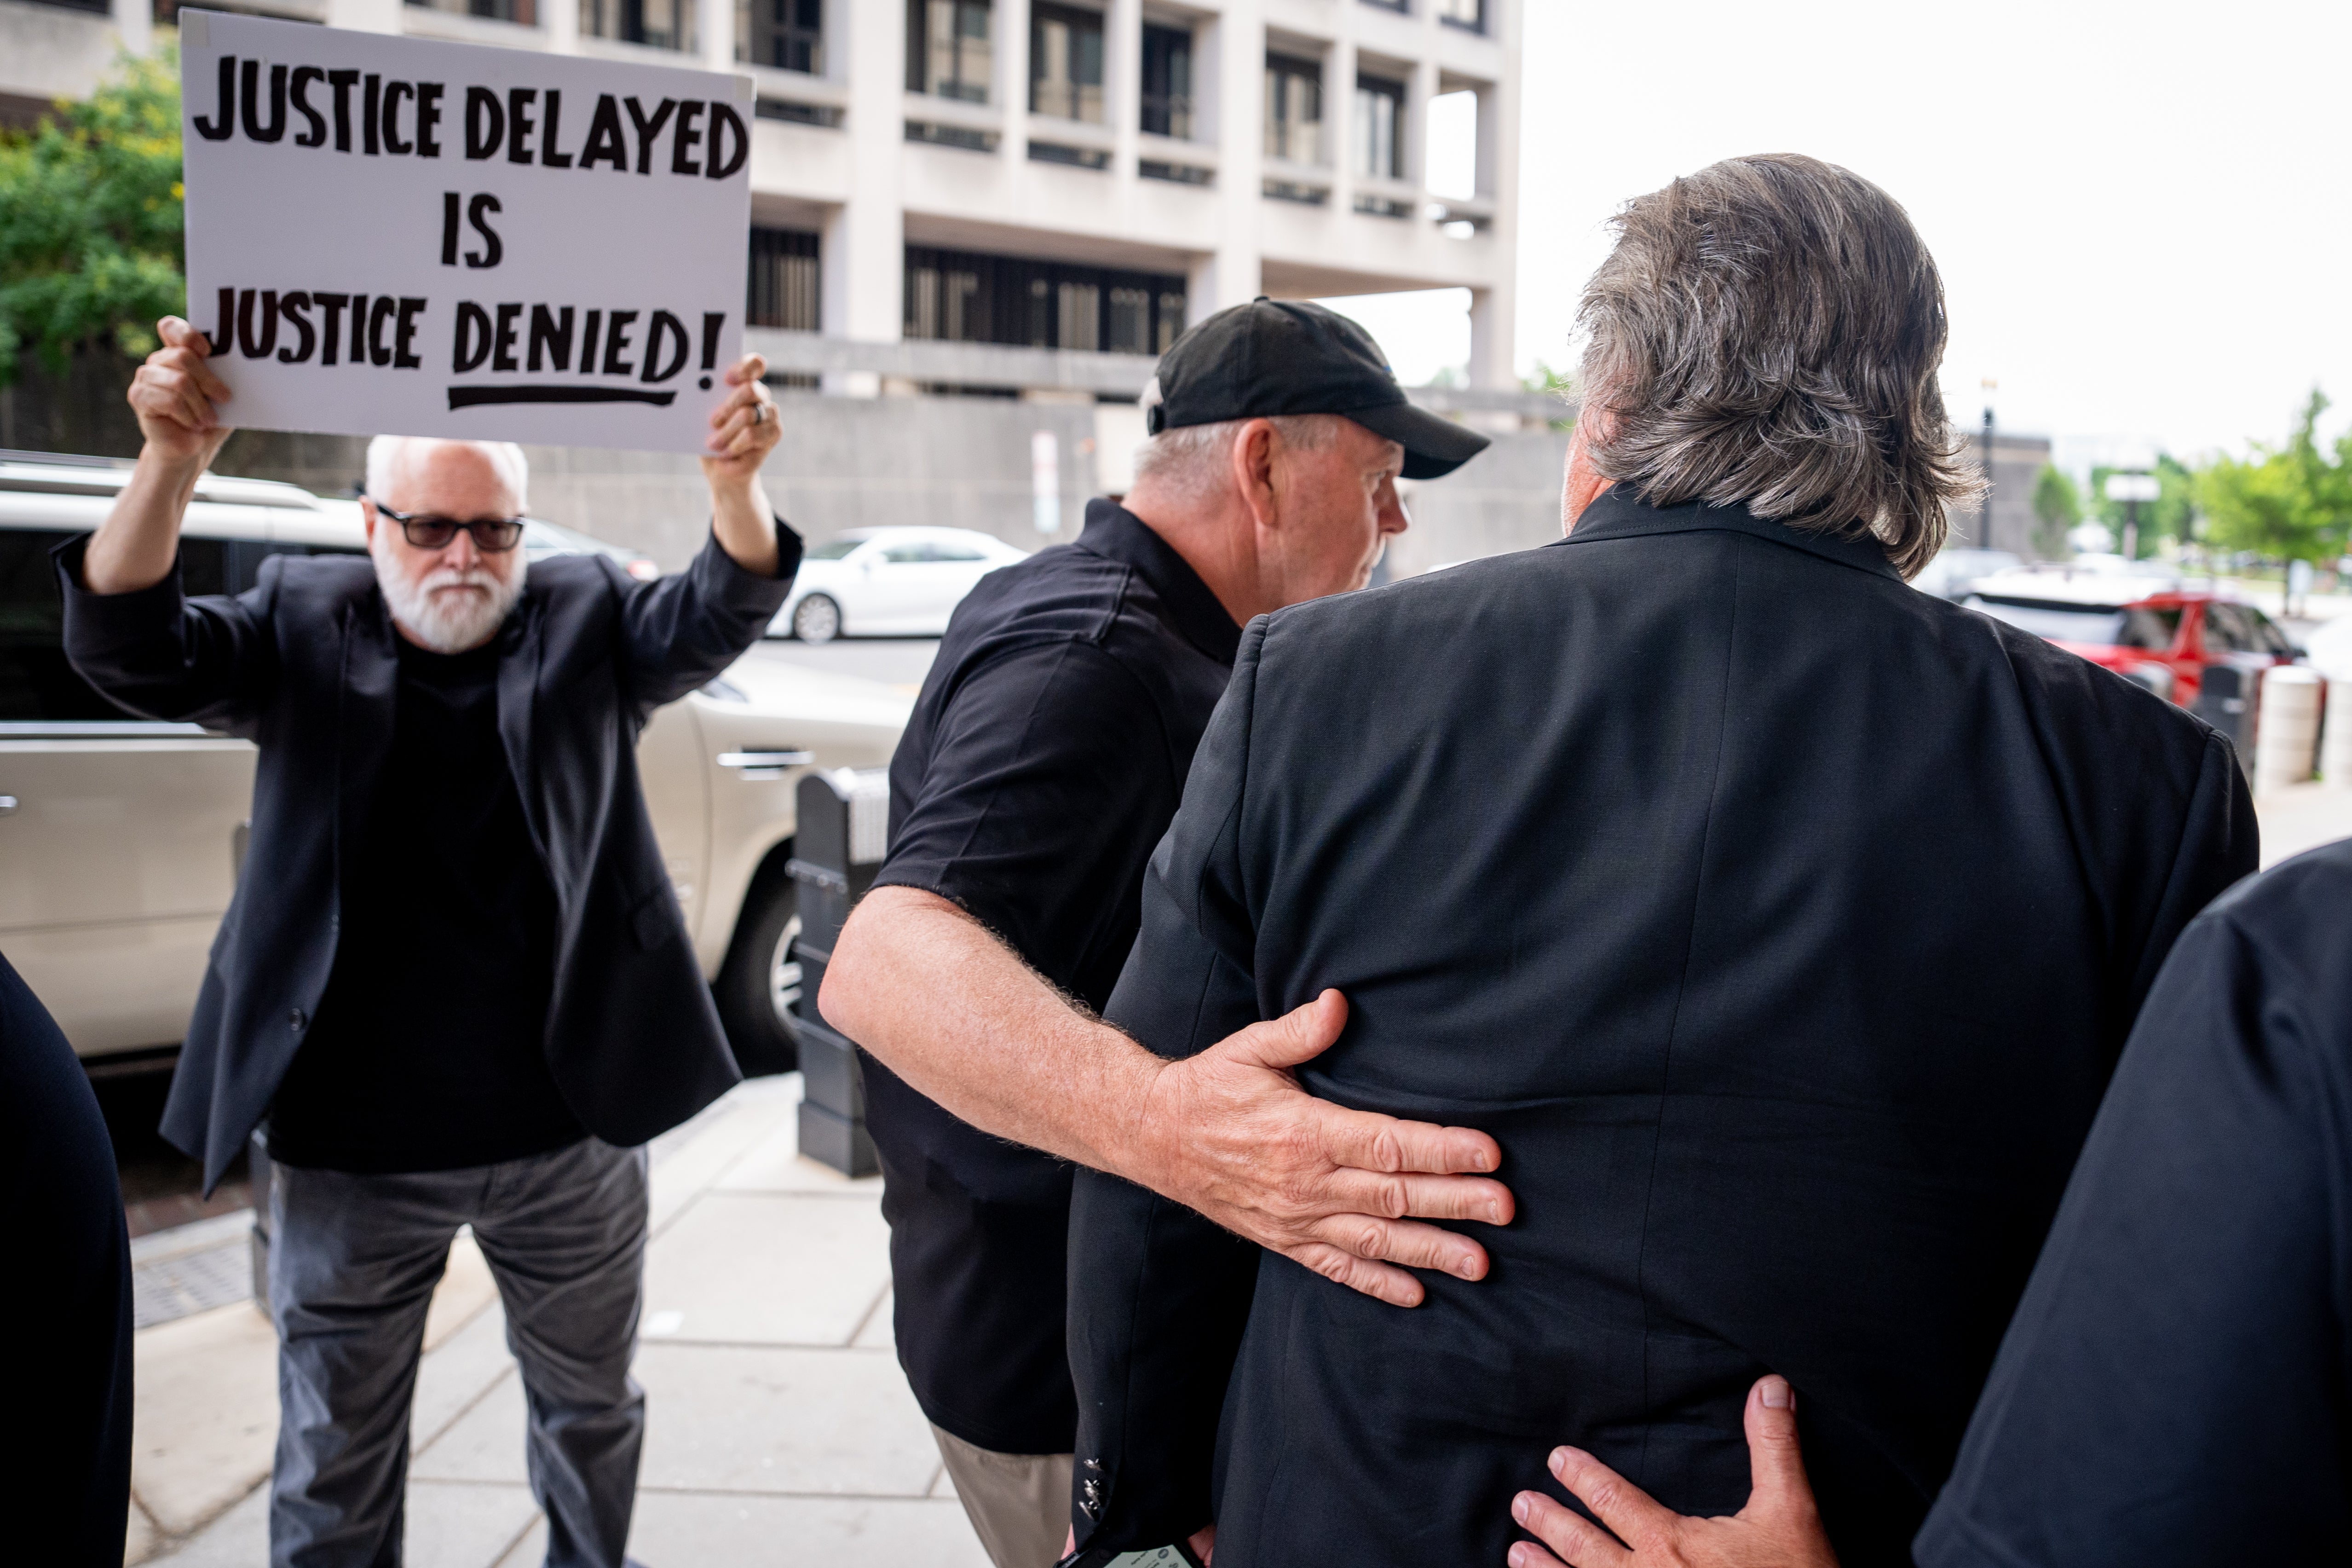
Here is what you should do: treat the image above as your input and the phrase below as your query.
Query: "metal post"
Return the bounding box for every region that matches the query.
[786,768,892,1176]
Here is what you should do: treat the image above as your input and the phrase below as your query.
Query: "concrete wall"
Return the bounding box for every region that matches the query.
[1954,432,2057,560]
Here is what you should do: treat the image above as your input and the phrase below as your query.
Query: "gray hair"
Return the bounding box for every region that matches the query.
[364,435,530,512]
[1576,154,1980,578]
[1130,414,1342,506]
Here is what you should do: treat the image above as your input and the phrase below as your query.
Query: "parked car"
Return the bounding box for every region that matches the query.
[1911,548,2021,601]
[772,526,1030,642]
[0,450,909,1075]
[1962,573,2301,708]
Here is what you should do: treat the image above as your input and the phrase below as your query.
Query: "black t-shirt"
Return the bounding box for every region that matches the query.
[860,500,1241,1454]
[1916,838,2352,1567]
[266,628,582,1173]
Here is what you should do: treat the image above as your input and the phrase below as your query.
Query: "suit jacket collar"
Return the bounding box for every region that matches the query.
[1561,486,1904,582]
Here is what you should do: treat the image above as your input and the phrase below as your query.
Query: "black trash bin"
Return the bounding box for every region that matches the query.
[787,768,890,1177]
[2195,663,2255,779]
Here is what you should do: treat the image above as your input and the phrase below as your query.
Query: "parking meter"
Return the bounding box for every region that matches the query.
[786,767,889,1177]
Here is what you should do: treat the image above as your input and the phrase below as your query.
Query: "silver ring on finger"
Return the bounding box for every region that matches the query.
[752,400,768,425]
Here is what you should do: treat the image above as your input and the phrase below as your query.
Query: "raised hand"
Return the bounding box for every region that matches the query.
[1134,991,1516,1307]
[702,351,781,484]
[1509,1377,1839,1568]
[126,316,235,469]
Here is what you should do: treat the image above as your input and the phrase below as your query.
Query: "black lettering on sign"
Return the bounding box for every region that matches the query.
[465,87,504,161]
[237,289,279,359]
[602,310,639,375]
[465,194,503,268]
[314,293,348,365]
[623,97,676,176]
[492,303,522,372]
[579,310,603,373]
[417,82,444,157]
[203,288,234,357]
[369,297,398,367]
[454,302,493,373]
[395,299,427,369]
[349,293,369,363]
[697,312,722,388]
[527,306,574,372]
[384,81,413,155]
[670,100,703,175]
[507,87,538,164]
[705,102,748,179]
[277,293,317,363]
[579,95,627,172]
[191,55,235,141]
[641,311,689,382]
[441,191,461,266]
[540,90,573,168]
[291,67,326,147]
[328,69,359,153]
[448,385,676,409]
[363,73,381,156]
[241,61,287,144]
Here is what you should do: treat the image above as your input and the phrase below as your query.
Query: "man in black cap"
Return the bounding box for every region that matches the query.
[819,299,1497,1568]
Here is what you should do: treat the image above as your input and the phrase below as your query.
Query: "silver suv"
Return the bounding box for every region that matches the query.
[0,450,908,1076]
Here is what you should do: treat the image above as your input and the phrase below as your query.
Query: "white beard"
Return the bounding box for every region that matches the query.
[373,533,526,653]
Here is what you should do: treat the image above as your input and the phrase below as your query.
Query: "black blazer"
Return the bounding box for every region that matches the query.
[1065,491,2255,1568]
[58,527,798,1190]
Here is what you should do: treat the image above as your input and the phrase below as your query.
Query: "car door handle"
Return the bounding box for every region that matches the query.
[0,796,17,815]
[717,751,815,769]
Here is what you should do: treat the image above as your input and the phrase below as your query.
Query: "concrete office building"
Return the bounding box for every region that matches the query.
[6,0,1554,571]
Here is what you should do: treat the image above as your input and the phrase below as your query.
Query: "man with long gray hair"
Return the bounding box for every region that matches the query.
[61,315,798,1567]
[1059,155,2253,1568]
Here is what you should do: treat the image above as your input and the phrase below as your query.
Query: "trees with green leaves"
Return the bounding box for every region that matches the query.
[2085,454,2196,559]
[2196,391,2352,566]
[2030,464,2080,559]
[0,50,185,386]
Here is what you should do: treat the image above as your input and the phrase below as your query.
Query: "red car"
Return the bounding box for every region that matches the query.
[1963,582,2301,708]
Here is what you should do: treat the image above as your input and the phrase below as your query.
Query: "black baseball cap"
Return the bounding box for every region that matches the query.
[1144,298,1492,480]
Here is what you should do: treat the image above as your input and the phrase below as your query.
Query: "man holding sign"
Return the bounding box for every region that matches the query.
[59,317,795,1568]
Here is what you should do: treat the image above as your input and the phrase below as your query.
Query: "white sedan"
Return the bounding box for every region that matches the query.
[772,526,1031,642]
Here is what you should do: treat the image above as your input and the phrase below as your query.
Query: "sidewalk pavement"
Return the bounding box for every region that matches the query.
[2256,779,2352,867]
[128,1073,989,1568]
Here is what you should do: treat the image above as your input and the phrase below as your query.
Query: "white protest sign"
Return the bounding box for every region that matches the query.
[179,9,750,455]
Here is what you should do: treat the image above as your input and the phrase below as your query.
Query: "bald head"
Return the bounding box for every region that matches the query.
[365,435,529,518]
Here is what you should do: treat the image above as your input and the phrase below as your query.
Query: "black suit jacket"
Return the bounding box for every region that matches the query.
[1065,491,2255,1568]
[58,527,798,1190]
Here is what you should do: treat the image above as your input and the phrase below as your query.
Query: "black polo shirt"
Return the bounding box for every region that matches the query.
[1916,838,2352,1568]
[860,499,1241,1455]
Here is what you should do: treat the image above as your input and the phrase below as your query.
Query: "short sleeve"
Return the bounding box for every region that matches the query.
[1914,909,2352,1567]
[875,639,1177,1003]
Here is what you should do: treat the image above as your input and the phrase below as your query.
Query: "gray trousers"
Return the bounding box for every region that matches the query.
[265,1137,649,1568]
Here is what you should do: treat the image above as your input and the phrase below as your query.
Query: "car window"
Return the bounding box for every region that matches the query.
[2115,606,2182,651]
[882,543,931,563]
[1967,596,2127,646]
[2242,605,2298,656]
[2202,602,2260,654]
[805,538,866,560]
[0,529,227,721]
[226,541,365,595]
[930,542,990,561]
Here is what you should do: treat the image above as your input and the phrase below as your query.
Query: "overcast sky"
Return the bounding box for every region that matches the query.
[1323,0,2352,476]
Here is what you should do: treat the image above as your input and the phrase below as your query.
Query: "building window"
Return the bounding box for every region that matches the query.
[1264,54,1323,165]
[409,0,538,24]
[1355,75,1405,180]
[1140,23,1193,139]
[1437,0,1485,31]
[1030,142,1112,169]
[748,227,820,331]
[738,0,820,70]
[909,0,993,103]
[581,0,692,49]
[1031,3,1104,123]
[904,246,1185,356]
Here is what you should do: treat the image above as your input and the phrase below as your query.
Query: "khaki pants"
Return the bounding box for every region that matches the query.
[930,1422,1075,1568]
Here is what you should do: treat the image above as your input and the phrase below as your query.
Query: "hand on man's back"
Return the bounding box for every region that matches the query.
[1132,991,1515,1307]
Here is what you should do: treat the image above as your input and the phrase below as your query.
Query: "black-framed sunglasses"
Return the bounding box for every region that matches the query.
[373,502,526,553]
